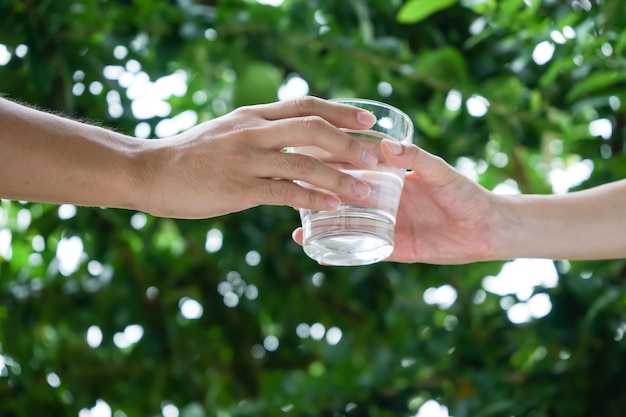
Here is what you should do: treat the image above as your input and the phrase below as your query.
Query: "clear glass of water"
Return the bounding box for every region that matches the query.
[292,98,414,266]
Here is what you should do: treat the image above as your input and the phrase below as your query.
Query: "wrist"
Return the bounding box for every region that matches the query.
[126,138,169,216]
[487,193,528,261]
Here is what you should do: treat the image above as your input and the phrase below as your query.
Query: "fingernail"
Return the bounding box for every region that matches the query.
[357,110,376,126]
[385,140,403,155]
[326,195,341,209]
[362,149,378,167]
[353,181,370,198]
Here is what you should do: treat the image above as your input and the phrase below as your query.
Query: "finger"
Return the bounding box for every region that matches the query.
[381,140,456,185]
[269,116,379,168]
[291,228,304,246]
[260,152,371,201]
[255,178,343,211]
[292,228,332,266]
[251,96,377,129]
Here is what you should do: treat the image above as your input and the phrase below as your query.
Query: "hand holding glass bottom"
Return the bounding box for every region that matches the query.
[291,99,414,266]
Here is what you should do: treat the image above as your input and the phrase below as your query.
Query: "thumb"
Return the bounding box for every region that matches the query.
[380,139,455,184]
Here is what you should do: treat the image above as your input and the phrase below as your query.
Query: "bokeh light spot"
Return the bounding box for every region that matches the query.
[56,236,84,276]
[0,43,11,65]
[466,95,489,117]
[113,45,128,60]
[532,41,555,65]
[414,399,450,417]
[179,297,203,319]
[86,325,103,348]
[17,208,31,230]
[223,292,239,308]
[251,344,266,359]
[46,372,61,388]
[310,323,325,340]
[58,204,77,220]
[130,212,147,230]
[311,272,324,287]
[244,284,258,300]
[589,118,612,139]
[445,89,462,111]
[15,44,28,58]
[161,403,179,417]
[483,258,558,301]
[79,399,112,417]
[256,0,284,7]
[377,81,393,97]
[296,323,310,338]
[325,327,342,345]
[263,335,279,351]
[205,228,223,253]
[423,285,457,309]
[278,75,309,101]
[245,250,261,266]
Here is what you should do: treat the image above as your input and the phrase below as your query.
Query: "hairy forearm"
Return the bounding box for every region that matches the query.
[493,179,626,260]
[0,98,148,210]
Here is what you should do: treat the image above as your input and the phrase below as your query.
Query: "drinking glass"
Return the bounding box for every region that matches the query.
[292,98,414,266]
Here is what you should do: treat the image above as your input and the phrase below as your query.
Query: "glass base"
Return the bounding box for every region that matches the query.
[301,209,395,266]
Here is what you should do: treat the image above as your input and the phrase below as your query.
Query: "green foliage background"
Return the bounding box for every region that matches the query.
[2,0,626,416]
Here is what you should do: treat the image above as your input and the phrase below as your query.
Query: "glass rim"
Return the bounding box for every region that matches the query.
[329,97,413,134]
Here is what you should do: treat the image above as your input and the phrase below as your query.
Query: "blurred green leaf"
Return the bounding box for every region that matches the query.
[566,71,626,103]
[414,47,468,86]
[233,62,284,107]
[397,0,459,23]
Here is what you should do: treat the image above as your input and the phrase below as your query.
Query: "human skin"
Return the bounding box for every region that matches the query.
[0,96,378,218]
[293,140,626,264]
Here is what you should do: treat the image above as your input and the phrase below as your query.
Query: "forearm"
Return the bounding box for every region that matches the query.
[493,179,626,260]
[0,98,148,210]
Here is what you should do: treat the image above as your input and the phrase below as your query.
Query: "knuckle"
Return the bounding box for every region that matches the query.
[230,106,250,120]
[422,149,445,167]
[260,183,277,202]
[306,191,322,209]
[410,145,426,164]
[293,155,318,176]
[432,154,447,166]
[232,107,261,127]
[263,181,296,203]
[233,105,256,116]
[344,134,363,152]
[232,123,264,142]
[293,96,317,112]
[336,171,355,189]
[299,115,326,130]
